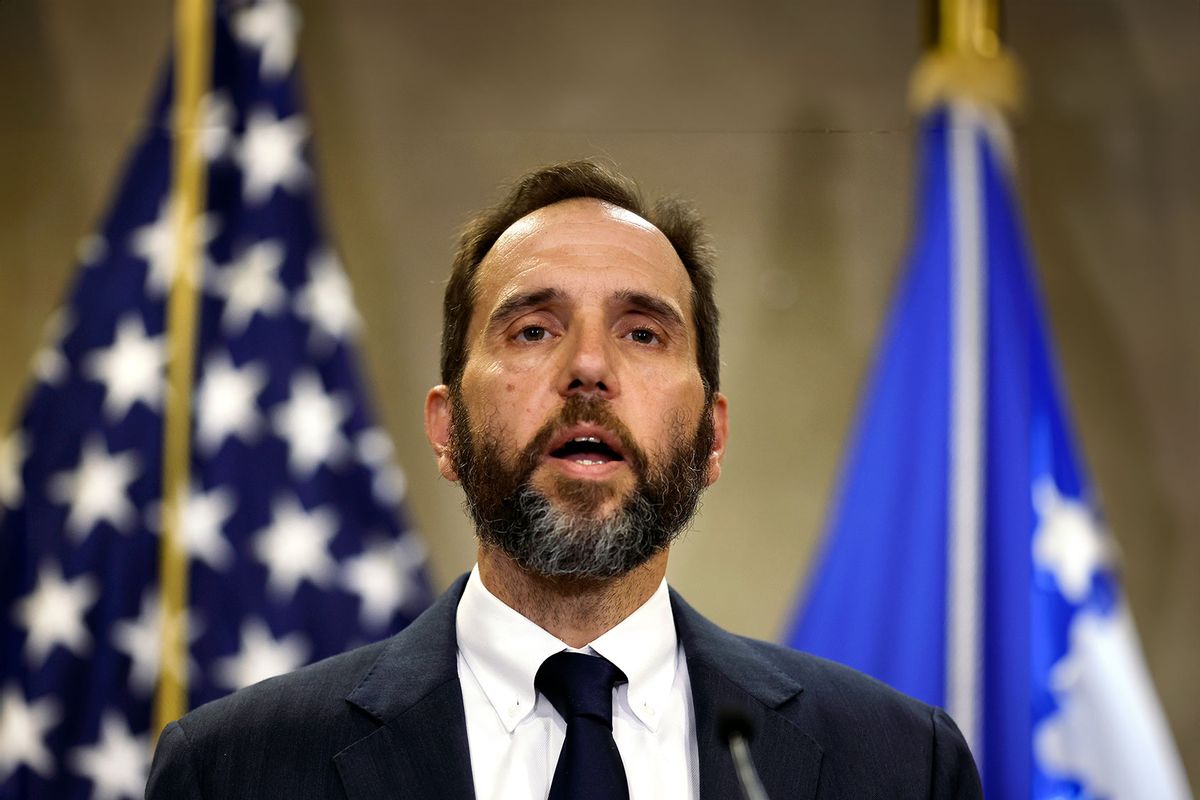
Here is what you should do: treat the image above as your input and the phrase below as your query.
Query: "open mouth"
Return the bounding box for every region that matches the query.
[550,437,624,466]
[545,427,627,468]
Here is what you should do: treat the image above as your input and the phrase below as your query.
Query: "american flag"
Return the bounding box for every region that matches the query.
[0,2,433,797]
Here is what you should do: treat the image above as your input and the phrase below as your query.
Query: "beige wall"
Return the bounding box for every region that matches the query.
[2,0,1196,783]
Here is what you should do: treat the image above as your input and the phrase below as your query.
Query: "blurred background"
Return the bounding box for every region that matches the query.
[1,0,1196,785]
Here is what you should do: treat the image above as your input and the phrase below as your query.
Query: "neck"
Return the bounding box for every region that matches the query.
[476,546,669,648]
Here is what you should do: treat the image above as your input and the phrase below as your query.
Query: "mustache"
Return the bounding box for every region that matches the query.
[516,396,648,477]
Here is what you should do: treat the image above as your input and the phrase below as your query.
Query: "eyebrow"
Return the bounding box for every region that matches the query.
[486,286,687,330]
[488,287,565,328]
[612,290,686,330]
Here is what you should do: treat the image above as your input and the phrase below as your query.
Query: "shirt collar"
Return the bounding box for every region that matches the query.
[589,576,678,732]
[455,565,679,733]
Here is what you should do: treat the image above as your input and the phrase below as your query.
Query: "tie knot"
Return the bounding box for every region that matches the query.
[535,652,626,725]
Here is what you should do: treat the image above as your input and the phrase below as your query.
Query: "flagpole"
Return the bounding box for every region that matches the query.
[153,0,212,740]
[913,0,1017,763]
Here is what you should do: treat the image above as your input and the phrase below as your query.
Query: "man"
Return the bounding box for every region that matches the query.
[147,161,981,798]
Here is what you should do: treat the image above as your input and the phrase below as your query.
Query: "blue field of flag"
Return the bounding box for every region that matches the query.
[785,105,1191,799]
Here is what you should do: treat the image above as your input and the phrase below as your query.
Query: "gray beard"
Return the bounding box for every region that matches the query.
[450,394,714,580]
[486,484,668,579]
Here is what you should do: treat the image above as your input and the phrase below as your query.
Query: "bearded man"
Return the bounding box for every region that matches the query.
[147,161,982,799]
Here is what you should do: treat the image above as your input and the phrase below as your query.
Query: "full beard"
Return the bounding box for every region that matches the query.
[449,393,715,580]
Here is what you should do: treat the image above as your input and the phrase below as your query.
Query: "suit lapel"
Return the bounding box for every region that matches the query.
[331,577,823,799]
[672,592,823,800]
[335,576,476,800]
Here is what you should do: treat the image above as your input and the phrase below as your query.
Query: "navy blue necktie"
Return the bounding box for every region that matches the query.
[535,652,631,800]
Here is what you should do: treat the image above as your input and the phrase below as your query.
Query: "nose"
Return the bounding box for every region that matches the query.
[558,319,618,399]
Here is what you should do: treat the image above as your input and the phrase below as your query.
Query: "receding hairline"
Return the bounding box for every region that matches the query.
[477,197,678,279]
[466,197,694,341]
[440,159,721,395]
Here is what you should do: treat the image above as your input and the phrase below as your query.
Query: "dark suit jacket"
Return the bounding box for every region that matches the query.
[146,575,981,799]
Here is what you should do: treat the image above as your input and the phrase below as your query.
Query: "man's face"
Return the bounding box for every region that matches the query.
[425,198,728,578]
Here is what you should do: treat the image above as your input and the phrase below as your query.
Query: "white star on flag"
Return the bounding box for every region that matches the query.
[0,685,61,782]
[341,535,428,630]
[199,90,235,161]
[271,371,350,477]
[233,0,301,79]
[253,496,339,601]
[180,484,237,571]
[195,353,268,454]
[213,619,309,691]
[77,234,109,266]
[31,307,73,387]
[0,7,436,793]
[111,590,202,697]
[236,107,308,204]
[13,563,100,667]
[67,711,148,800]
[213,239,288,336]
[295,249,362,349]
[1032,478,1113,604]
[83,314,166,423]
[355,427,408,507]
[143,483,237,572]
[0,430,26,511]
[48,437,141,541]
[128,198,216,298]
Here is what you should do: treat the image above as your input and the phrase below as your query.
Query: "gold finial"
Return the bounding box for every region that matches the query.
[910,0,1023,114]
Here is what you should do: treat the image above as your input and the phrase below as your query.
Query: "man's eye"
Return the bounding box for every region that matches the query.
[629,328,658,345]
[517,326,547,342]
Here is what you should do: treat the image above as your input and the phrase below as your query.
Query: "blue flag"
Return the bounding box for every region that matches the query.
[0,3,433,797]
[784,103,1191,798]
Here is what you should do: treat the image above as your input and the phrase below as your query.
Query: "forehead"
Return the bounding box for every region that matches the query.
[472,198,693,313]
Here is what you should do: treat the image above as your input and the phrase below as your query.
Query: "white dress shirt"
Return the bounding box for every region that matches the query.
[455,565,699,800]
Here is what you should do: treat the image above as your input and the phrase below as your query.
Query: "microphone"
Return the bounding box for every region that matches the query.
[717,708,770,800]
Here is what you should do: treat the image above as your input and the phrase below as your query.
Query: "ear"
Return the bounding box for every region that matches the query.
[424,384,459,482]
[705,391,729,487]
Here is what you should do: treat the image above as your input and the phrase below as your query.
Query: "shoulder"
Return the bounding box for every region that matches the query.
[147,579,469,798]
[178,638,389,743]
[147,640,390,799]
[672,588,933,725]
[165,574,468,749]
[744,634,926,708]
[671,593,980,795]
[732,634,952,737]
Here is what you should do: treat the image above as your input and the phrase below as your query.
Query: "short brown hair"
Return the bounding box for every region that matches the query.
[440,160,720,396]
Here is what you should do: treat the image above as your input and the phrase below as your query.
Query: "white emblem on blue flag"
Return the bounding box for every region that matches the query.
[785,100,1192,798]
